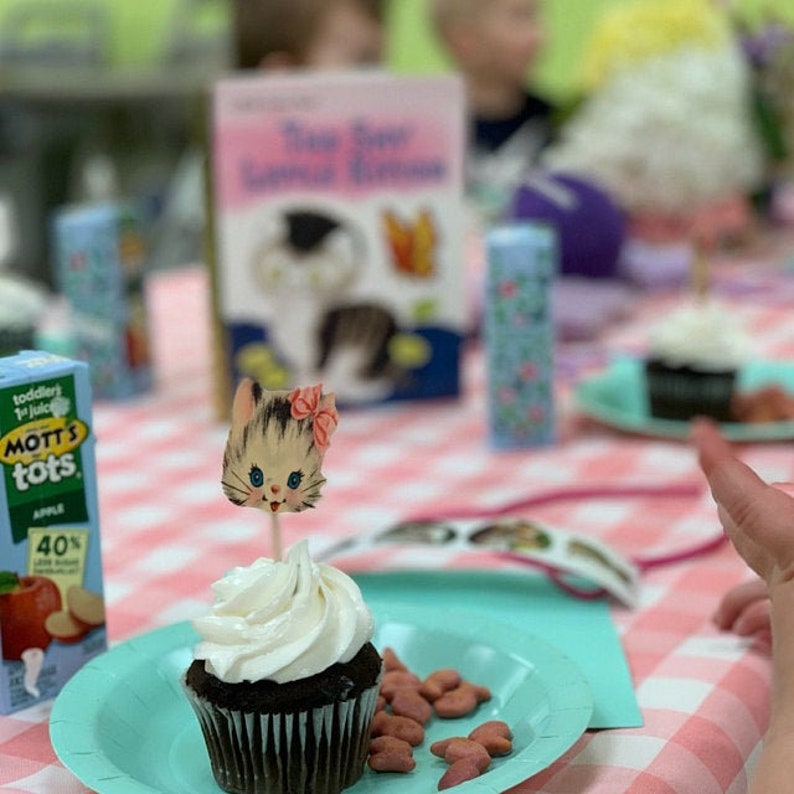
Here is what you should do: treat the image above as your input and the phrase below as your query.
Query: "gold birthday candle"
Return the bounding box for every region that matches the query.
[691,244,710,302]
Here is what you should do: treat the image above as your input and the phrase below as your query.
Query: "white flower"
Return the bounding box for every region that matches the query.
[544,43,764,212]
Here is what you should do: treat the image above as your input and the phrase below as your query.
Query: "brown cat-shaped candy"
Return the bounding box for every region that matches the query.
[221,379,338,518]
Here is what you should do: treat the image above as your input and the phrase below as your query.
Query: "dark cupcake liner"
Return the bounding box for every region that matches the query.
[183,675,380,794]
[645,359,737,422]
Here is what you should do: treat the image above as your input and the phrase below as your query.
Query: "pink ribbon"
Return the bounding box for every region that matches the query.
[288,384,338,453]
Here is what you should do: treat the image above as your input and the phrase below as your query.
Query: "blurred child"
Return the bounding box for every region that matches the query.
[163,1,385,280]
[231,0,385,71]
[429,0,556,216]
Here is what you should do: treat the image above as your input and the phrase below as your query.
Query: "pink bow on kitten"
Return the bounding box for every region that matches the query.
[288,384,338,453]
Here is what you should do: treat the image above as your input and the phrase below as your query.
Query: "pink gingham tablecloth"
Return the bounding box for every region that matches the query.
[3,238,794,793]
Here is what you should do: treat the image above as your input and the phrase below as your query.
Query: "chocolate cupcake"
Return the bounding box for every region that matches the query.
[183,542,381,794]
[644,301,748,422]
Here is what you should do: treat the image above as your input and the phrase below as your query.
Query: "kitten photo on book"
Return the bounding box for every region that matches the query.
[252,206,401,403]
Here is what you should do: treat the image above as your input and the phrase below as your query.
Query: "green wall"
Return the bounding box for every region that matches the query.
[0,0,791,99]
[387,0,794,102]
[0,0,227,68]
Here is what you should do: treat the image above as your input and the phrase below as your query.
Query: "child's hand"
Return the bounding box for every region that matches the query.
[692,418,794,594]
[713,577,771,637]
[693,420,794,794]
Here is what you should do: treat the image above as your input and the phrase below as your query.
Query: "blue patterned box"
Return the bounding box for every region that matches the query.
[484,223,557,448]
[52,202,152,400]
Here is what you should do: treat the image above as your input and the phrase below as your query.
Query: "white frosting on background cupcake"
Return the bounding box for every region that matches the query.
[648,300,750,371]
[193,541,374,685]
[0,276,47,330]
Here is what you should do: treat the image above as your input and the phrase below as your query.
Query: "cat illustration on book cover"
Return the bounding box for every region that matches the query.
[251,206,402,402]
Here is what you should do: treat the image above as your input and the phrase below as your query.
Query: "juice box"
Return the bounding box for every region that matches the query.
[0,351,106,714]
[52,201,153,400]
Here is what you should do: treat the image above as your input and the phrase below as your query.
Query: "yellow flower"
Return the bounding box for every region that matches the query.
[583,0,731,89]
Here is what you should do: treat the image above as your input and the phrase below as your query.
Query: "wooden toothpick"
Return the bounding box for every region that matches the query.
[270,513,283,561]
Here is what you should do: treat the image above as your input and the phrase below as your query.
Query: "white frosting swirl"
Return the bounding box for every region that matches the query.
[192,541,374,685]
[648,301,749,370]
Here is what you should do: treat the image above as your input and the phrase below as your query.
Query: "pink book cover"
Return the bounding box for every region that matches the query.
[211,70,466,406]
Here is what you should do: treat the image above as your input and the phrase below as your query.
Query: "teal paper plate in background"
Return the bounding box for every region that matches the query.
[51,597,593,793]
[575,357,794,441]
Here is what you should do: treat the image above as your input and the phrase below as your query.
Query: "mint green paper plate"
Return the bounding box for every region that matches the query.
[51,588,593,793]
[574,357,794,441]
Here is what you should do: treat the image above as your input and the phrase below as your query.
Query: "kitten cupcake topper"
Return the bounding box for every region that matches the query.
[222,378,338,559]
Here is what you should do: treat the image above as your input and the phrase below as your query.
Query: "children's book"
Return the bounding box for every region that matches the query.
[210,71,466,408]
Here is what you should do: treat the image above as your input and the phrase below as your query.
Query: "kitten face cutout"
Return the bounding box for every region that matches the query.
[221,379,336,514]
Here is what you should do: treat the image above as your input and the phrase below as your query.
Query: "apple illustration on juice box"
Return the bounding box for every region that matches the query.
[0,573,106,660]
[0,572,62,660]
[45,585,106,643]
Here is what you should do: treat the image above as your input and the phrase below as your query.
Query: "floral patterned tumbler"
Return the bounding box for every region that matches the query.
[484,223,557,448]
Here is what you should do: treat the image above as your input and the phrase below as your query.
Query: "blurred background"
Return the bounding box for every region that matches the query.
[0,0,792,288]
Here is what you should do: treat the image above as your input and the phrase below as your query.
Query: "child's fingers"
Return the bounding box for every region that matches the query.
[716,504,770,578]
[692,419,768,500]
[733,598,772,637]
[691,417,733,474]
[712,578,769,630]
[772,482,794,499]
[692,419,794,573]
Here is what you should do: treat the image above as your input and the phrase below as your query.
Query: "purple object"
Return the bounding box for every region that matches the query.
[508,171,626,280]
[552,277,634,341]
